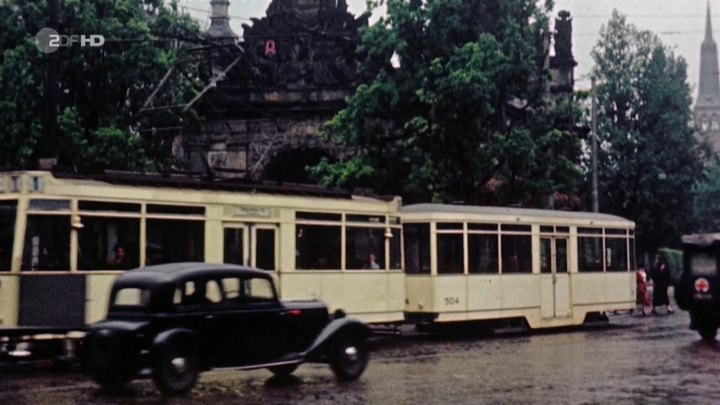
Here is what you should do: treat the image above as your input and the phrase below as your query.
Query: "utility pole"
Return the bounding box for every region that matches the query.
[41,0,60,170]
[591,76,599,213]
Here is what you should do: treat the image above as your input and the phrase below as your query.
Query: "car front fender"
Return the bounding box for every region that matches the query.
[303,318,371,361]
[151,328,199,349]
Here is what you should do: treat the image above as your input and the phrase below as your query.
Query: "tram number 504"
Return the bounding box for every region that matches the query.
[444,297,460,306]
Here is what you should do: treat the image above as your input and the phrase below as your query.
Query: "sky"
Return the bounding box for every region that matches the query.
[176,0,716,100]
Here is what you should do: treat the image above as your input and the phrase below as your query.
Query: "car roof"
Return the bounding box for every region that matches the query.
[113,262,271,287]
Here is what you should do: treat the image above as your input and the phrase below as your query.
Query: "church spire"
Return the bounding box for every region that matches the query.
[698,0,720,103]
[707,1,714,41]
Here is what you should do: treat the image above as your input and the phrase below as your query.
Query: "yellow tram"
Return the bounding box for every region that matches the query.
[401,204,636,328]
[0,171,404,327]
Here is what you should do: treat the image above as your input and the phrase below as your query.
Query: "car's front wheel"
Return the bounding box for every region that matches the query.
[152,340,199,396]
[329,334,368,381]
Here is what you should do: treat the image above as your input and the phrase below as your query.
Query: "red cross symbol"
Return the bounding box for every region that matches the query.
[695,278,710,293]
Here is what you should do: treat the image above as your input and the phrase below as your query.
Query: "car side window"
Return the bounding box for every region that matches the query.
[176,279,223,307]
[244,277,275,303]
[221,277,242,304]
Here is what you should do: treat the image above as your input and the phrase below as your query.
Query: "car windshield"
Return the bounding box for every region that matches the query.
[111,287,152,309]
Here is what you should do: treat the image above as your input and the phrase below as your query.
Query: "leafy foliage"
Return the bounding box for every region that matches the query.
[591,11,706,254]
[0,0,203,171]
[311,0,582,205]
[691,156,720,233]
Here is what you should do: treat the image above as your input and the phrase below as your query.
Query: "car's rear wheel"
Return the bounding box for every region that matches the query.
[152,340,199,396]
[268,364,299,377]
[329,334,368,381]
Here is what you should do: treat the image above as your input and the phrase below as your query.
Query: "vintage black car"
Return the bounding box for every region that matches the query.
[82,263,371,395]
[677,234,720,341]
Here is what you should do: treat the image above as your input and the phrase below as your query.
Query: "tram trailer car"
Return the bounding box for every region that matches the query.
[402,204,637,329]
[0,171,405,331]
[677,233,720,341]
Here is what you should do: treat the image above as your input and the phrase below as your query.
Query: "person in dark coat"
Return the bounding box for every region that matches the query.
[651,260,674,314]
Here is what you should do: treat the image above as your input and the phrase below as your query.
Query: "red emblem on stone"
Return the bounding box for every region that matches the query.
[264,39,277,57]
[695,278,710,293]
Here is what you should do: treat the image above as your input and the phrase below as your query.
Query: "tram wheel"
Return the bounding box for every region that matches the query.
[329,334,368,381]
[152,340,199,396]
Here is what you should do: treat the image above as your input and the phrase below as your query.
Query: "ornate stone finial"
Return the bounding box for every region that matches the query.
[554,10,573,62]
[699,0,720,101]
[207,0,237,40]
[707,0,714,41]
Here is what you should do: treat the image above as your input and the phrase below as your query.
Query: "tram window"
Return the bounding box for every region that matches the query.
[296,224,341,270]
[346,214,384,223]
[540,226,554,233]
[540,239,551,273]
[605,228,627,235]
[468,234,499,274]
[346,227,386,270]
[296,212,342,222]
[78,217,139,270]
[468,223,497,231]
[0,200,16,271]
[578,237,604,272]
[28,199,70,211]
[501,224,531,233]
[390,228,402,269]
[437,234,463,274]
[79,201,141,213]
[22,215,70,271]
[224,228,245,265]
[437,223,463,230]
[146,219,204,265]
[256,228,276,271]
[147,204,205,216]
[557,239,568,273]
[605,238,628,271]
[501,235,531,273]
[630,238,636,269]
[404,224,430,275]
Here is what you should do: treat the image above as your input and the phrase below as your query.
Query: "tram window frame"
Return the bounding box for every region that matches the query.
[404,223,431,275]
[468,233,499,274]
[77,216,140,271]
[22,214,71,271]
[578,231,604,272]
[436,232,464,274]
[605,236,629,272]
[255,228,276,271]
[0,200,17,271]
[500,234,532,274]
[295,223,341,270]
[346,225,387,270]
[146,218,205,265]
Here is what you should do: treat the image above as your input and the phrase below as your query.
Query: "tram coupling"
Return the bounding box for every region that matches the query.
[0,328,86,371]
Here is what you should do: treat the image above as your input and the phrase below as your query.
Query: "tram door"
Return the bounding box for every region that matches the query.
[540,237,570,318]
[223,224,277,271]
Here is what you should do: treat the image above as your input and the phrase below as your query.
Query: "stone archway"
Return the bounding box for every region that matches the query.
[260,147,336,184]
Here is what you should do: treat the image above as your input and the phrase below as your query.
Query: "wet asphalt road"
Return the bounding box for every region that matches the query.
[1,308,719,404]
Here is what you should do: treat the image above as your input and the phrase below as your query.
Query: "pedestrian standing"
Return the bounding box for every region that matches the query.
[651,259,674,314]
[636,265,650,316]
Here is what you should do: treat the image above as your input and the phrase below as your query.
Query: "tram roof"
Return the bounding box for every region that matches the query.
[401,203,632,224]
[45,170,395,201]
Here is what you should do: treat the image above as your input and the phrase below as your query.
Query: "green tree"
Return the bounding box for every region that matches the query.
[311,0,582,204]
[0,0,203,171]
[692,155,720,233]
[591,11,705,255]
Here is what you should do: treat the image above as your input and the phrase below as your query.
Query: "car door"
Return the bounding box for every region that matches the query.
[215,275,290,366]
